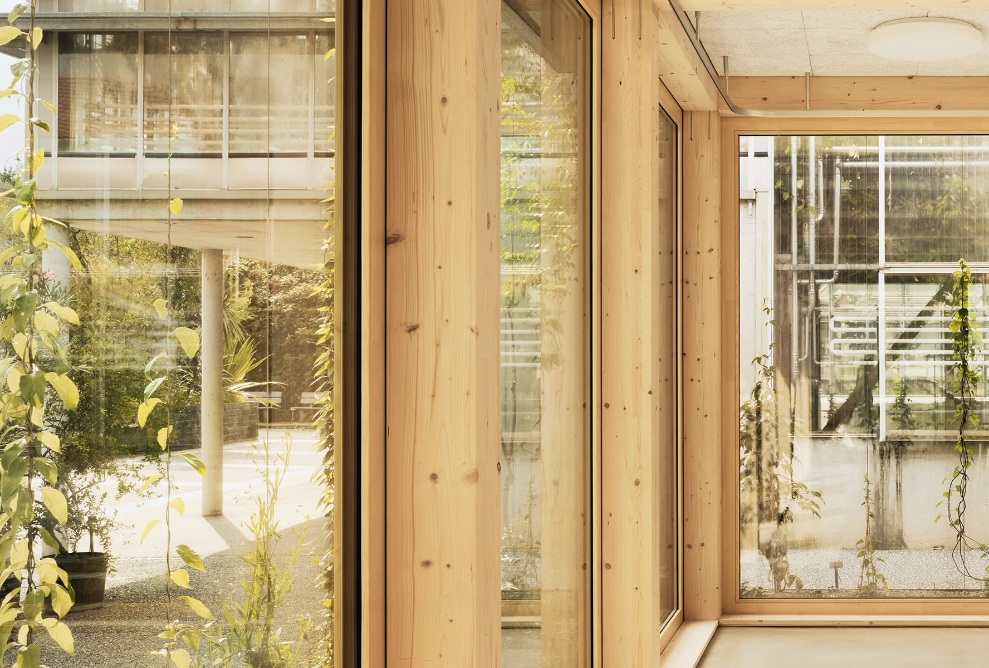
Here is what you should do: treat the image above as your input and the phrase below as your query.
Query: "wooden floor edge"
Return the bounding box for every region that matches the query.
[660,621,718,668]
[719,614,989,627]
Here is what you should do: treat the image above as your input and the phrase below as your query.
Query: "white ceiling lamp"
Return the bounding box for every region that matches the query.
[868,18,984,62]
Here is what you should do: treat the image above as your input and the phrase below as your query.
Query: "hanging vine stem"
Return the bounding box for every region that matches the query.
[943,258,986,582]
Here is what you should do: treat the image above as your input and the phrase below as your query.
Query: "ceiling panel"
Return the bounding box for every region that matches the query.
[698,10,989,77]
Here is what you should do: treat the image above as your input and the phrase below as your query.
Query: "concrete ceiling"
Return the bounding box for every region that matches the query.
[697,10,989,76]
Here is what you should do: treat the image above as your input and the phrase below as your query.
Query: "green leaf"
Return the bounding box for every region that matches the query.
[30,118,49,133]
[174,327,200,358]
[41,618,73,653]
[170,568,191,589]
[169,198,183,216]
[33,311,58,337]
[144,376,166,402]
[153,298,168,319]
[22,588,42,622]
[7,4,26,24]
[139,473,163,494]
[144,351,167,376]
[176,545,205,572]
[49,583,72,619]
[37,431,60,453]
[32,457,56,485]
[177,595,213,621]
[169,497,186,516]
[10,58,29,81]
[45,239,82,270]
[178,452,205,477]
[29,27,40,49]
[0,27,21,47]
[140,519,161,544]
[137,397,162,428]
[38,526,60,552]
[11,291,37,333]
[46,372,79,410]
[19,370,46,408]
[14,644,39,668]
[171,649,190,668]
[40,486,68,525]
[42,301,79,325]
[40,100,55,115]
[157,426,171,449]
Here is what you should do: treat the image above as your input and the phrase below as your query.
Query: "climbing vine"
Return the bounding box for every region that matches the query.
[942,258,986,583]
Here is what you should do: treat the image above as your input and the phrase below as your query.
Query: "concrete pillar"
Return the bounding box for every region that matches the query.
[201,249,224,516]
[42,224,71,285]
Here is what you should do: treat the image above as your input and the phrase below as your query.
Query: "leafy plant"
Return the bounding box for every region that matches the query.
[857,473,888,595]
[940,258,988,583]
[501,476,540,597]
[179,440,312,668]
[0,2,86,663]
[739,303,824,593]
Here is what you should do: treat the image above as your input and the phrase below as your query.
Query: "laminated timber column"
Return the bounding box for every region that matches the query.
[601,0,663,663]
[384,0,501,665]
[682,111,721,621]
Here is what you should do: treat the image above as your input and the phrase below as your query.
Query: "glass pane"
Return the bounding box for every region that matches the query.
[658,108,678,627]
[739,134,989,600]
[500,0,590,664]
[57,33,139,154]
[2,4,338,666]
[144,33,224,155]
[230,33,312,155]
[58,0,141,10]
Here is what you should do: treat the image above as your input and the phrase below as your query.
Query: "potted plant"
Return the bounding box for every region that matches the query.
[38,466,123,611]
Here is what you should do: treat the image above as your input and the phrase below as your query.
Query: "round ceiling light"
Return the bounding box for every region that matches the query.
[868,18,984,61]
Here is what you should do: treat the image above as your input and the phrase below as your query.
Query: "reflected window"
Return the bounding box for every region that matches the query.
[57,32,139,154]
[230,33,312,155]
[144,33,224,156]
[658,109,679,627]
[500,0,590,664]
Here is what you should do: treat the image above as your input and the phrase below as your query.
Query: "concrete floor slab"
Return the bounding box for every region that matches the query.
[699,627,989,667]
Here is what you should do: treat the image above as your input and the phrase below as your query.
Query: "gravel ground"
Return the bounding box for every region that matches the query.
[1,428,331,667]
[8,541,328,667]
[742,547,989,595]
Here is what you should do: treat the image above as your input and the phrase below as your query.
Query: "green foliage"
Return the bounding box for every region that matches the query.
[942,259,988,583]
[0,3,82,660]
[739,304,823,593]
[501,476,540,596]
[176,441,312,668]
[857,474,888,595]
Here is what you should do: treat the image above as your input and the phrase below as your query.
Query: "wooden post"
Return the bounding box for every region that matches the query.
[682,110,722,621]
[385,0,501,665]
[601,0,664,663]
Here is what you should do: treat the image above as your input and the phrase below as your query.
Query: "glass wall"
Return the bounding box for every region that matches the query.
[0,3,338,666]
[49,0,333,12]
[738,134,989,599]
[659,108,679,628]
[48,22,332,193]
[500,0,591,664]
[57,32,139,155]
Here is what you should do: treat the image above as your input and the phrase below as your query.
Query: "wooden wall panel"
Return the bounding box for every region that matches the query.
[601,0,663,663]
[384,0,502,665]
[682,110,722,622]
